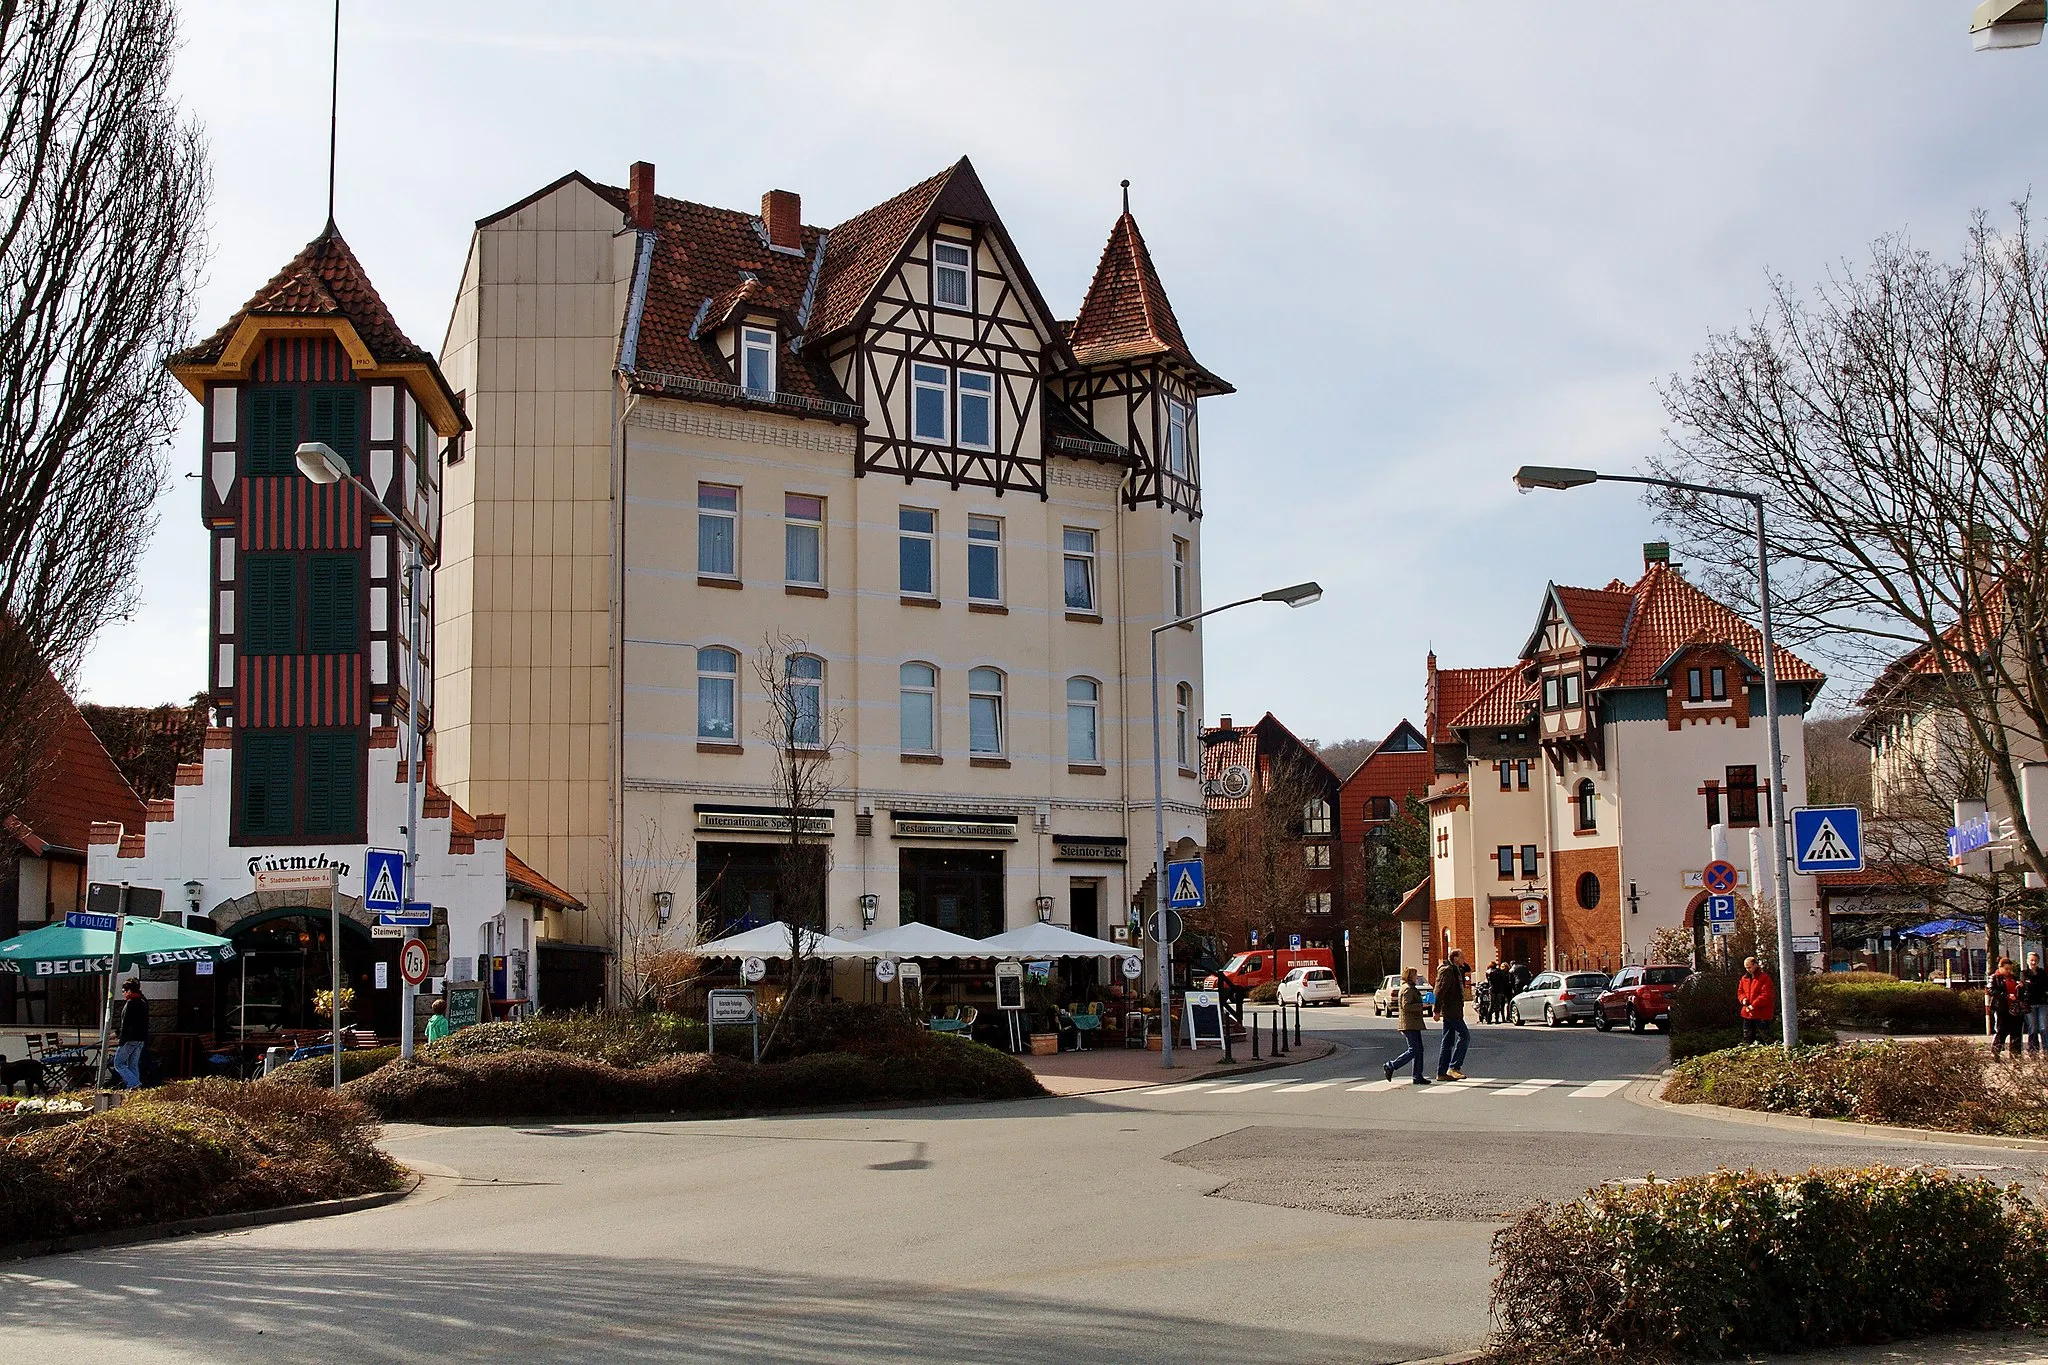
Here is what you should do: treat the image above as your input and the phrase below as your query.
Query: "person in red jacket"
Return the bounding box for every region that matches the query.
[1737,956,1776,1046]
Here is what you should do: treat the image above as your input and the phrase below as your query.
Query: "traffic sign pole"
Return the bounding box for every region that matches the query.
[92,883,127,1104]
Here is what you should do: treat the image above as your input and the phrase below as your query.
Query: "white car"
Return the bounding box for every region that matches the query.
[1277,966,1343,1006]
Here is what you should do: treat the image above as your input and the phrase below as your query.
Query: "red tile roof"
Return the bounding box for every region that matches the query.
[1430,666,1516,744]
[1857,577,2008,710]
[803,165,953,340]
[1593,562,1823,691]
[1448,667,1536,732]
[424,779,583,909]
[170,224,433,368]
[7,689,146,858]
[1394,875,1433,921]
[1551,585,1634,650]
[1069,212,1230,394]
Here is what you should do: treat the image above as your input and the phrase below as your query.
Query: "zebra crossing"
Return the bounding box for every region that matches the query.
[1148,1074,1638,1101]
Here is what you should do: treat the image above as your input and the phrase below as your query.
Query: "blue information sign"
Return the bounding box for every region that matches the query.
[65,911,119,932]
[380,901,433,929]
[364,847,404,913]
[1791,806,1864,875]
[1707,895,1738,924]
[1165,859,1205,909]
[1948,812,1994,863]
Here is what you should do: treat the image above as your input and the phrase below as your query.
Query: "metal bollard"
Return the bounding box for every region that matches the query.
[1294,1000,1303,1045]
[1251,1011,1261,1059]
[1276,1008,1287,1055]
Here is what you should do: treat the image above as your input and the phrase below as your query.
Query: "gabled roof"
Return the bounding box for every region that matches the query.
[436,782,583,909]
[1856,575,2011,711]
[1068,210,1231,394]
[1448,667,1536,732]
[167,222,466,434]
[1394,875,1433,921]
[1429,665,1517,744]
[7,689,145,859]
[1519,582,1635,660]
[1593,561,1823,692]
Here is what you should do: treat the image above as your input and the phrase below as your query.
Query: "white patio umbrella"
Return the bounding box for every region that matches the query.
[976,922,1131,959]
[852,921,989,958]
[697,923,869,959]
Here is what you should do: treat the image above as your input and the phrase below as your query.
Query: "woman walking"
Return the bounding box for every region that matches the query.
[1382,968,1431,1086]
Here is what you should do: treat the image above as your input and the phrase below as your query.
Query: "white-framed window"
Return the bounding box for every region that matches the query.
[1304,798,1333,837]
[1063,528,1097,612]
[932,238,972,310]
[740,325,776,396]
[899,507,936,596]
[968,667,1004,755]
[1562,672,1582,706]
[912,363,949,443]
[1175,683,1193,766]
[957,369,994,451]
[1172,537,1189,618]
[1066,677,1100,763]
[786,654,823,748]
[784,494,822,586]
[1306,844,1331,869]
[900,662,937,753]
[698,484,738,578]
[697,646,738,740]
[967,515,1002,602]
[1166,398,1193,480]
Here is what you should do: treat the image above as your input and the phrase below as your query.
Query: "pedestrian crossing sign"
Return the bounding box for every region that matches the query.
[364,847,404,912]
[1790,806,1863,875]
[1166,858,1205,909]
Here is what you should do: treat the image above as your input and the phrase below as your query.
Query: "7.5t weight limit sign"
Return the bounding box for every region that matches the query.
[399,938,430,986]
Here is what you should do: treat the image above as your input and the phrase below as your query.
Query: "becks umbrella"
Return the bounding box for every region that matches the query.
[0,916,236,977]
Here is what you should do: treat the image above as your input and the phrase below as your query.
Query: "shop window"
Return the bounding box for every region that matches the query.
[899,847,1004,938]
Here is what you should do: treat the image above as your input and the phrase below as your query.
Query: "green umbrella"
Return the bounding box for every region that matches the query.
[0,916,235,977]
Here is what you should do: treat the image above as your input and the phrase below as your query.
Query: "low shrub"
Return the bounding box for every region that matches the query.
[0,1080,402,1246]
[1805,977,1981,1033]
[1668,968,1834,1059]
[1669,1023,1836,1060]
[262,1046,400,1088]
[1247,982,1280,1004]
[1664,1038,2048,1135]
[1490,1165,2048,1361]
[759,999,924,1060]
[344,1031,1044,1122]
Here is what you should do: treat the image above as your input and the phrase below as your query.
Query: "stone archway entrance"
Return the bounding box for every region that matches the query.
[206,892,397,1038]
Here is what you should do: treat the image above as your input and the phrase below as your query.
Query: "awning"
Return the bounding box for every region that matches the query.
[976,922,1131,959]
[0,916,235,976]
[850,922,989,958]
[1902,917,2022,938]
[696,924,869,959]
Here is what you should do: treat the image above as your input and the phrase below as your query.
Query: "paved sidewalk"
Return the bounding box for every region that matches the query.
[1023,1038,1336,1095]
[1749,1329,2048,1364]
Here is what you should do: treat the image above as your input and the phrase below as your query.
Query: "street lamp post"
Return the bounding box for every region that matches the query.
[1972,0,2045,49]
[1149,581,1323,1068]
[297,441,431,1064]
[1513,465,1800,1047]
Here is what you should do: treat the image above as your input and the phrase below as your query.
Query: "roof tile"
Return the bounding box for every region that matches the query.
[170,225,432,368]
[1069,212,1229,392]
[1594,562,1823,690]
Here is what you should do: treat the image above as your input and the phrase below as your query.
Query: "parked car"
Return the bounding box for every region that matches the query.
[1372,973,1435,1016]
[1507,971,1609,1026]
[1219,947,1337,992]
[1276,965,1343,1007]
[1593,964,1691,1033]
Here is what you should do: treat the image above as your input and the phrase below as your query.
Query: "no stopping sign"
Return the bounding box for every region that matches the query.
[400,938,430,986]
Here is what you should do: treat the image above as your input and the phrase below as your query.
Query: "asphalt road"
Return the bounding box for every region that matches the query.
[2,1006,2036,1364]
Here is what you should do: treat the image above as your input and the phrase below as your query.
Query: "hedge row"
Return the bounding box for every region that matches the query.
[1663,1038,2048,1136]
[0,1081,402,1246]
[343,1032,1045,1122]
[1490,1165,2048,1361]
[1803,977,1982,1033]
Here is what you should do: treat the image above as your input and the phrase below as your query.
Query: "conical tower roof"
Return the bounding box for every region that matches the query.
[1068,209,1229,393]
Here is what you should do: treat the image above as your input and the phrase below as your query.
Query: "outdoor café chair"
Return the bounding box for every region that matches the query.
[934,1006,977,1038]
[928,1007,967,1035]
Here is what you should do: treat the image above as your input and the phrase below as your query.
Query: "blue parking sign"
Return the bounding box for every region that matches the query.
[1791,807,1863,875]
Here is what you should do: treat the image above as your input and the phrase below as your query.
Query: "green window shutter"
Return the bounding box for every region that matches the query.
[308,555,358,653]
[305,732,360,837]
[246,386,297,476]
[239,733,293,837]
[308,386,361,471]
[242,554,296,654]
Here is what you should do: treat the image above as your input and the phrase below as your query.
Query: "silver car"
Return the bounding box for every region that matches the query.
[1507,971,1610,1027]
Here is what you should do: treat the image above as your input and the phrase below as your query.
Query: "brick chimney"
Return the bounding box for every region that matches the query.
[1643,541,1670,570]
[629,161,656,230]
[762,189,801,250]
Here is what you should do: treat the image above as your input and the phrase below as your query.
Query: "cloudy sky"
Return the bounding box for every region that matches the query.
[81,2,2048,745]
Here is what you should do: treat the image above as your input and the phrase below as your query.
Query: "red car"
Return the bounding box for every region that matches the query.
[1593,964,1691,1033]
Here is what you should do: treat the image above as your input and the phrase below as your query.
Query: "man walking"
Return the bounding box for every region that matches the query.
[112,979,149,1089]
[2022,952,2048,1055]
[1382,968,1431,1086]
[1435,949,1471,1080]
[1736,956,1776,1046]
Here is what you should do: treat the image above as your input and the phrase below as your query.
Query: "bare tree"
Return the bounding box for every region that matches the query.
[608,815,698,1010]
[1651,203,2048,961]
[0,0,207,837]
[1199,754,1325,955]
[751,632,842,1049]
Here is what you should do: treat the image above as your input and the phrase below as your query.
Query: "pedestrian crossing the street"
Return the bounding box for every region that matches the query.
[1151,1074,1642,1101]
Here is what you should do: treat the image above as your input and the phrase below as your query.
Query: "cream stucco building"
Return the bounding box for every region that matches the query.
[434,159,1221,981]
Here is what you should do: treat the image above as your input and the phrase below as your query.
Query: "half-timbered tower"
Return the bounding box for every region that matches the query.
[437,157,1226,986]
[1413,546,1827,979]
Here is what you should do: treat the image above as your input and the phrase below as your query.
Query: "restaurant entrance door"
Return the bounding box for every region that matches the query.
[1065,879,1101,990]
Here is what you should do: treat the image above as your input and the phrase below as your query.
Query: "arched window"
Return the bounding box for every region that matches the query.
[900,662,937,753]
[1175,683,1193,767]
[968,667,1004,755]
[1575,778,1597,832]
[1066,677,1099,763]
[697,647,738,741]
[786,654,823,748]
[1576,872,1602,910]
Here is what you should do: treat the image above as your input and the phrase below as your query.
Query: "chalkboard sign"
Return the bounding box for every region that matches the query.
[444,983,485,1032]
[1183,989,1224,1049]
[995,961,1024,1011]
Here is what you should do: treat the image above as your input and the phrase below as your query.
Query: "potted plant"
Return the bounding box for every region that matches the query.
[1024,967,1061,1055]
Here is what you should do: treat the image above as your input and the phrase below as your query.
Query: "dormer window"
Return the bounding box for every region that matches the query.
[741,325,776,396]
[932,239,972,310]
